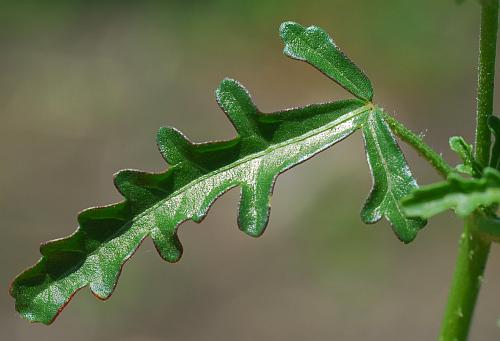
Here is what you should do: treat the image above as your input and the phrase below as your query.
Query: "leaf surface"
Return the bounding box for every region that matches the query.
[11,78,370,324]
[488,115,500,169]
[476,215,500,242]
[280,21,373,101]
[449,136,482,176]
[361,108,426,242]
[402,167,500,219]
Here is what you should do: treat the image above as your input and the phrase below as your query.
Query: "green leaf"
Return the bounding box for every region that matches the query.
[402,167,500,219]
[488,115,500,169]
[449,136,482,176]
[475,214,500,243]
[11,78,371,324]
[361,108,426,243]
[279,21,373,102]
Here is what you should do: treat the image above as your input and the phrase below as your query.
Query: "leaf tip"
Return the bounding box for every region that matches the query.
[216,77,237,96]
[279,21,305,60]
[279,21,301,37]
[156,126,194,166]
[237,201,271,238]
[360,204,382,225]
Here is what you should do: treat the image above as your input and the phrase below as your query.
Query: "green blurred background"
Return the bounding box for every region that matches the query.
[1,0,499,340]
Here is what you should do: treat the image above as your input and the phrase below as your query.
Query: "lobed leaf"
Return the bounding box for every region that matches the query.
[11,78,371,324]
[402,167,500,219]
[361,108,426,243]
[279,21,373,102]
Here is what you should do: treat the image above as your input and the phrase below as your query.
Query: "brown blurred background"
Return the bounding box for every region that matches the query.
[1,0,499,340]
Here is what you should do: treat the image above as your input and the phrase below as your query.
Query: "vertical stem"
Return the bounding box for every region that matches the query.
[440,1,498,340]
[475,0,498,166]
[439,218,491,341]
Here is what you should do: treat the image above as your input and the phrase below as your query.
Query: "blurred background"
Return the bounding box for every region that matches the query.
[1,0,499,340]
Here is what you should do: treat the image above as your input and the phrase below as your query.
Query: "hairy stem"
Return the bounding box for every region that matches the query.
[440,1,498,340]
[439,217,491,341]
[382,112,453,178]
[475,0,498,166]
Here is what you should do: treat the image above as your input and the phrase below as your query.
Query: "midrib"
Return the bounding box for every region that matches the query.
[134,104,371,224]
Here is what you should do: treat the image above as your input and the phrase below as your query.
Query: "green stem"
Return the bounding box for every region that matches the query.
[382,112,453,178]
[440,2,498,340]
[475,0,499,167]
[439,217,491,341]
